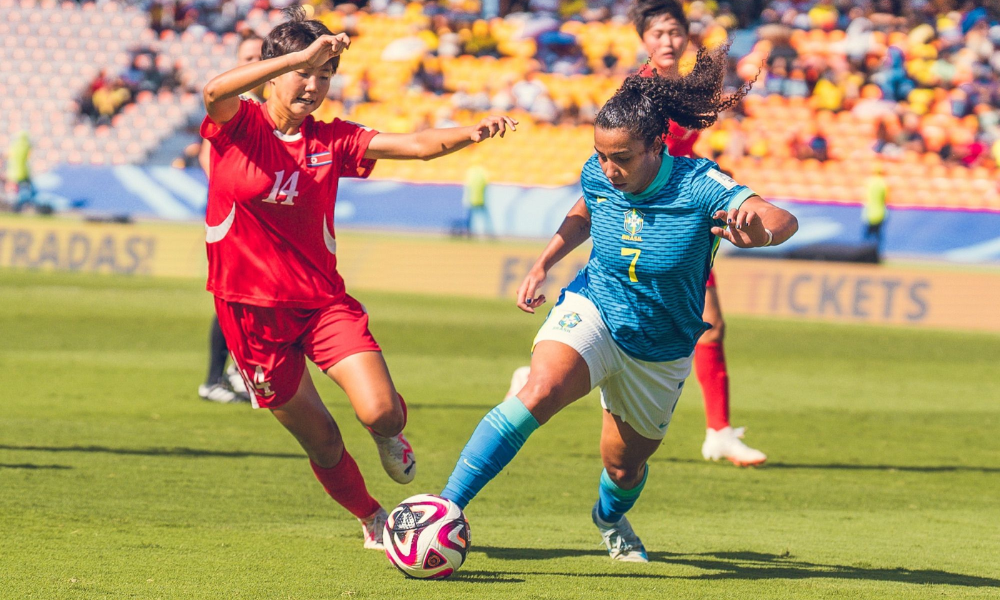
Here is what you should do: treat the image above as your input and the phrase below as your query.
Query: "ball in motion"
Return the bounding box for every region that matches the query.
[383,494,470,579]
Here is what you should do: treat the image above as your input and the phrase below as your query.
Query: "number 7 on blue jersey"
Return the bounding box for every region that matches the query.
[621,248,641,283]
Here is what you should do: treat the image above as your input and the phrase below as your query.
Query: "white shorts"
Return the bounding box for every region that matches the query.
[532,292,693,440]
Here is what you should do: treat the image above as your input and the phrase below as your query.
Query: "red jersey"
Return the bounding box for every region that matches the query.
[637,63,701,158]
[201,99,379,308]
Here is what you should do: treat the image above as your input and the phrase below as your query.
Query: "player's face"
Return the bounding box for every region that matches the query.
[594,127,663,194]
[237,39,263,67]
[270,63,333,118]
[642,15,688,75]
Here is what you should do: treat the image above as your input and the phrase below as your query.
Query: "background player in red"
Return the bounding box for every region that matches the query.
[634,0,766,466]
[201,7,516,549]
[196,32,265,404]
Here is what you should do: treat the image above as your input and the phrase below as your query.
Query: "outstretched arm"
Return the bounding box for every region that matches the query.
[203,34,350,124]
[712,196,798,248]
[364,116,517,160]
[517,197,592,313]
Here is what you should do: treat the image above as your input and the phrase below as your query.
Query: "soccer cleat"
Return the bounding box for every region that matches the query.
[360,507,388,550]
[371,431,417,484]
[504,366,531,400]
[198,383,249,404]
[592,502,649,563]
[226,363,249,395]
[701,426,767,467]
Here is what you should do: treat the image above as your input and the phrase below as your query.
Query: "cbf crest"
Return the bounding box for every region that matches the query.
[555,312,583,332]
[622,208,644,242]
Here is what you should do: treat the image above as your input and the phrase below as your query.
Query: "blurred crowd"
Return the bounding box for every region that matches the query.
[78,48,188,125]
[122,0,1000,169]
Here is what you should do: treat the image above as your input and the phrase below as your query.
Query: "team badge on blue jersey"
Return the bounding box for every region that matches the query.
[622,209,644,242]
[555,312,582,332]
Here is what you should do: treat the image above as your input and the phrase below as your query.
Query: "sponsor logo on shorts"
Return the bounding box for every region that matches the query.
[555,312,582,332]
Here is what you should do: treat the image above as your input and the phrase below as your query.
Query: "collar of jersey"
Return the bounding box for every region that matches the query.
[260,102,306,143]
[623,148,673,203]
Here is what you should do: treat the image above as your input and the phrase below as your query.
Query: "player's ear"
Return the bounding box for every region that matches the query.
[649,136,663,156]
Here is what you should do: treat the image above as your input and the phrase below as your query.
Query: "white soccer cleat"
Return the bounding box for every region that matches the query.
[592,503,649,563]
[198,383,249,404]
[504,366,531,400]
[226,364,249,395]
[360,507,388,550]
[701,426,767,467]
[371,431,416,484]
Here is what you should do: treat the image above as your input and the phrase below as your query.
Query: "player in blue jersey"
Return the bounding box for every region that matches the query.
[441,45,798,562]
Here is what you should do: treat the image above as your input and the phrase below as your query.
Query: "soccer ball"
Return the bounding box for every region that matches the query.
[383,494,470,579]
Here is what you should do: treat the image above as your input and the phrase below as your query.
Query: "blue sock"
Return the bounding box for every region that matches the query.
[441,397,540,509]
[596,464,648,524]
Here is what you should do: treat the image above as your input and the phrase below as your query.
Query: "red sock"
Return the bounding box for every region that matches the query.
[310,451,381,519]
[695,342,730,431]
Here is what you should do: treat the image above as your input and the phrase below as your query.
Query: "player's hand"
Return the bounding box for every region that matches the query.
[516,264,548,314]
[295,34,351,69]
[471,116,518,143]
[711,207,768,248]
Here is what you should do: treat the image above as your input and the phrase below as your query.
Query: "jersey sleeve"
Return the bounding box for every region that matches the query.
[688,159,757,218]
[200,99,254,152]
[331,119,380,179]
[579,154,612,213]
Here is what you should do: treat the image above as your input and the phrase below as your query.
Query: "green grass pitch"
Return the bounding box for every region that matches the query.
[1,269,998,599]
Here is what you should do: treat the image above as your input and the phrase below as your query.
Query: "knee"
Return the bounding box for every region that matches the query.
[700,318,726,344]
[362,405,406,438]
[603,462,645,490]
[306,431,345,469]
[517,375,573,424]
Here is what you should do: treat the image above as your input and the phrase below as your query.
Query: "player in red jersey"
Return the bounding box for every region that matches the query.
[197,33,265,405]
[201,7,517,549]
[633,0,765,466]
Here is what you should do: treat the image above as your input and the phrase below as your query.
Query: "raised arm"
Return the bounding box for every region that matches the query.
[517,197,592,313]
[202,34,350,124]
[364,116,518,161]
[712,195,798,248]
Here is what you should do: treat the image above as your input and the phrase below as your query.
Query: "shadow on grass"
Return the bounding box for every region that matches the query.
[0,463,73,470]
[0,444,301,460]
[473,546,1000,588]
[408,403,500,412]
[650,457,1000,474]
[446,570,526,584]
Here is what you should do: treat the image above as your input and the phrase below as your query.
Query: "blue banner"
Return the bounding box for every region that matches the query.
[30,165,1000,264]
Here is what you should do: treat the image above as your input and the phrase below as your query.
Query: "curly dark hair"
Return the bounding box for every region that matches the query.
[262,6,340,71]
[629,0,689,37]
[595,44,752,147]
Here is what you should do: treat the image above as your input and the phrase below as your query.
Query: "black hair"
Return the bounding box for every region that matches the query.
[595,43,752,147]
[262,6,339,71]
[629,0,689,37]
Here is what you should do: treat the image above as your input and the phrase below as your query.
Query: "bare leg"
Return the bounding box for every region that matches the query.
[441,340,592,508]
[270,369,382,521]
[325,351,404,437]
[326,351,415,484]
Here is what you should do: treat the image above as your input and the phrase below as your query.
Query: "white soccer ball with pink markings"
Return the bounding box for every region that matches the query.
[383,494,470,579]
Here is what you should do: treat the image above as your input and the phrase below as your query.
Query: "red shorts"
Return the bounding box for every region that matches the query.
[214,295,381,409]
[706,270,717,289]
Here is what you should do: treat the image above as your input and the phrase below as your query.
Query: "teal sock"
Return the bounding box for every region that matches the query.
[441,397,540,509]
[596,464,648,524]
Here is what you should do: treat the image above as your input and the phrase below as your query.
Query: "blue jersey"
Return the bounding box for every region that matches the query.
[565,150,756,362]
